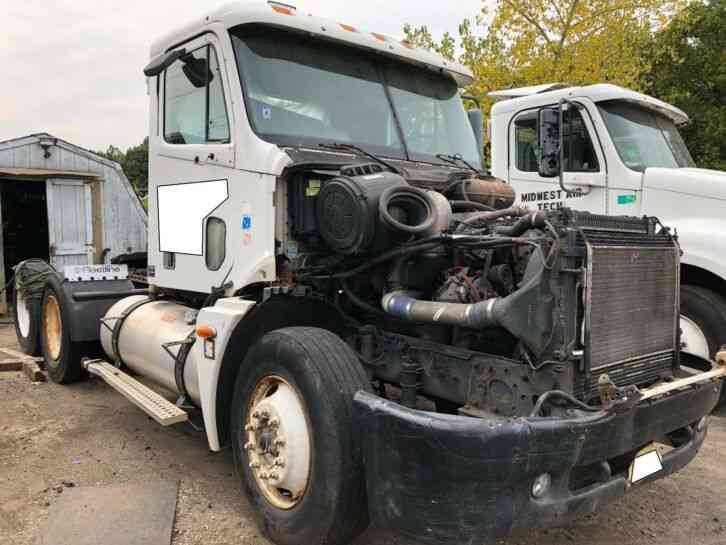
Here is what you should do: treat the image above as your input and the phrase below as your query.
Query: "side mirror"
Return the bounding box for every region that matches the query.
[538,108,561,178]
[467,109,484,158]
[182,56,213,89]
[143,48,186,77]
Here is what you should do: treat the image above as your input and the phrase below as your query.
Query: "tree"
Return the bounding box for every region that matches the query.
[405,0,682,124]
[122,138,149,196]
[643,0,726,171]
[96,138,149,196]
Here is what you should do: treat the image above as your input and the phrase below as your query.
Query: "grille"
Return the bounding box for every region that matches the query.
[586,244,679,371]
[574,351,674,400]
[572,216,680,400]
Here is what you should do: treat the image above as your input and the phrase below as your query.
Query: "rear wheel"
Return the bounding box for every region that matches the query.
[231,327,371,545]
[40,275,94,384]
[13,285,41,356]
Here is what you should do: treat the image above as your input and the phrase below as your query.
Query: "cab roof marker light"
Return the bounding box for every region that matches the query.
[339,23,358,33]
[268,1,296,15]
[371,32,388,42]
[401,40,415,49]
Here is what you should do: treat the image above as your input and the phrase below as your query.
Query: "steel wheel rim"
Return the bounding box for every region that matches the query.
[16,290,30,338]
[43,294,62,363]
[681,314,710,359]
[244,375,312,510]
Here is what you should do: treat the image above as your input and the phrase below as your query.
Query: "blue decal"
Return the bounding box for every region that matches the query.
[242,214,252,230]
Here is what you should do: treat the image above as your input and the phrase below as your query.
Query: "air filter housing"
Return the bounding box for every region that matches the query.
[316,171,437,254]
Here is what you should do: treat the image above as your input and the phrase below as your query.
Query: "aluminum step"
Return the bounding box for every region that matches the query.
[83,360,188,426]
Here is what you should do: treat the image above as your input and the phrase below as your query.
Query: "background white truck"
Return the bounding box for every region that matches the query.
[488,83,726,366]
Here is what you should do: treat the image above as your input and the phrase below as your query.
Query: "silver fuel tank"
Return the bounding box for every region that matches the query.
[99,296,201,404]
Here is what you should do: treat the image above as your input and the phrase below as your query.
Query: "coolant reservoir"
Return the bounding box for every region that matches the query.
[99,296,201,404]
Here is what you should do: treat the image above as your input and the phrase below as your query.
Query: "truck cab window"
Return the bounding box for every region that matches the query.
[514,109,599,173]
[562,108,599,172]
[598,100,695,171]
[514,113,538,172]
[164,45,230,145]
[207,48,230,142]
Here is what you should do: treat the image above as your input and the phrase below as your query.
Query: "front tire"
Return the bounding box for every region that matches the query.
[231,327,371,545]
[680,285,726,362]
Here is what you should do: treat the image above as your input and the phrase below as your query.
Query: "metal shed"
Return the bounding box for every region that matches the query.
[0,133,147,312]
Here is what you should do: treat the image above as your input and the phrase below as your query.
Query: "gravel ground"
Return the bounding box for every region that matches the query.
[1,322,726,545]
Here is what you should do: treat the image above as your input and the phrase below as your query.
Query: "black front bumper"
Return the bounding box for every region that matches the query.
[354,380,721,544]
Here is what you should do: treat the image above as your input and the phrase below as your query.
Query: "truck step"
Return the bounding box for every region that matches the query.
[83,360,188,426]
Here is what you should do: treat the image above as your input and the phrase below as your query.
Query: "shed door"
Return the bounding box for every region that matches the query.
[46,179,93,268]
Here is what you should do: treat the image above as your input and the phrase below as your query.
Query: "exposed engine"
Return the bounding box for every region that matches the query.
[278,162,681,417]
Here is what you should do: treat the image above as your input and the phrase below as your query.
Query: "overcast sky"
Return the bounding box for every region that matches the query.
[1,0,484,151]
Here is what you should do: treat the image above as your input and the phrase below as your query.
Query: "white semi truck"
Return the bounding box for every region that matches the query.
[487,83,726,365]
[12,3,726,545]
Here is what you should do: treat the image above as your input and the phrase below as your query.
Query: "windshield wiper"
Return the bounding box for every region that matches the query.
[436,153,482,175]
[319,143,403,176]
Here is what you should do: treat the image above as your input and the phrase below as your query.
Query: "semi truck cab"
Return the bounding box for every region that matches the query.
[489,83,726,364]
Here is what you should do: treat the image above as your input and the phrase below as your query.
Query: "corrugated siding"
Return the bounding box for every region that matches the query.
[0,135,147,261]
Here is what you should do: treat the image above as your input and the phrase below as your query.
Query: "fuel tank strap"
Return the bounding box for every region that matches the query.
[161,332,197,402]
[105,297,155,368]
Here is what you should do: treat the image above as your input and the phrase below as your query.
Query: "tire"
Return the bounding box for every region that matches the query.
[230,327,371,545]
[39,275,96,384]
[12,285,41,356]
[680,285,726,362]
[680,285,726,408]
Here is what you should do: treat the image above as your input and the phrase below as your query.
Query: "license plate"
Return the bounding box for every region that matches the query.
[629,443,663,483]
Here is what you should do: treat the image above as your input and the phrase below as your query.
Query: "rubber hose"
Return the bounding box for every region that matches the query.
[378,185,437,235]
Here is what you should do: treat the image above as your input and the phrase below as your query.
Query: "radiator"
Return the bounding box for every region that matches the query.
[578,218,680,398]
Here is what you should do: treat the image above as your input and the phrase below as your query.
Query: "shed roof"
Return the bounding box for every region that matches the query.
[0,133,122,171]
[0,167,99,180]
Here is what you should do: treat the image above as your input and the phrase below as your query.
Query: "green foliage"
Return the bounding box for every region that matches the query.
[96,138,148,196]
[643,0,726,170]
[404,0,682,130]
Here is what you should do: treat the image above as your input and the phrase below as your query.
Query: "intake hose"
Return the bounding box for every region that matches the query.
[381,250,553,355]
[381,290,502,328]
[378,185,437,235]
[459,205,531,225]
[494,211,548,237]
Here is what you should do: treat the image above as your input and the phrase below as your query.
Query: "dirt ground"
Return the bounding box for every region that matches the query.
[2,322,726,545]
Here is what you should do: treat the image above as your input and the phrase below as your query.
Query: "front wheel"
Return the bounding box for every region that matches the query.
[680,285,726,362]
[230,327,371,545]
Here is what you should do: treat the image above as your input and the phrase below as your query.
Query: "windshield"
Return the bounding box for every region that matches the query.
[598,100,695,171]
[230,25,481,168]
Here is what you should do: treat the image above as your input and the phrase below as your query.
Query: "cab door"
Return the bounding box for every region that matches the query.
[509,106,607,213]
[148,33,237,293]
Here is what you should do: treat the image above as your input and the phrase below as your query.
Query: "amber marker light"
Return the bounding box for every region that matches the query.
[196,325,217,339]
[269,1,296,15]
